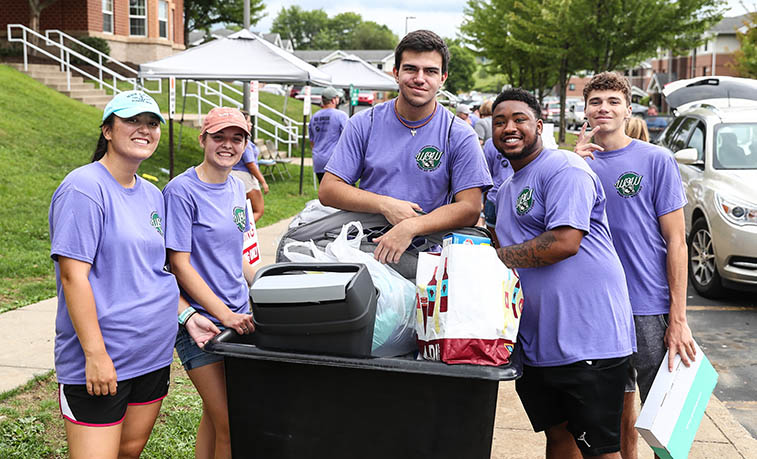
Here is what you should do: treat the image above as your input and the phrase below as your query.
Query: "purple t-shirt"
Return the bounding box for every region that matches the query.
[49,162,179,384]
[309,108,349,173]
[495,149,635,367]
[232,141,259,172]
[482,138,513,205]
[325,99,492,213]
[163,167,250,323]
[588,140,687,316]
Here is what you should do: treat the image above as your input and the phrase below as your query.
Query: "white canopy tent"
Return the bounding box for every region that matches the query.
[316,54,398,91]
[138,29,332,192]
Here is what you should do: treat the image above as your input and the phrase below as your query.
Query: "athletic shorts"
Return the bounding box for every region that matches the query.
[516,356,630,456]
[175,323,224,371]
[627,314,669,401]
[58,365,170,427]
[230,170,261,192]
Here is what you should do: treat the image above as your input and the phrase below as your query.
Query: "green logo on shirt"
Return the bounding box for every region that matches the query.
[415,145,444,172]
[614,172,643,198]
[150,211,163,236]
[516,187,534,215]
[233,207,246,232]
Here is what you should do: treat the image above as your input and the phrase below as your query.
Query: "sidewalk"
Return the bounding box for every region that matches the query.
[1,217,755,458]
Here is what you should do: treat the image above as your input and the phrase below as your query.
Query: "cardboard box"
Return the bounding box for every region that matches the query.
[635,340,718,459]
[442,232,491,247]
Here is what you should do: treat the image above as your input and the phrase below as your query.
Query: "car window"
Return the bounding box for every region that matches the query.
[669,117,698,152]
[661,116,685,147]
[686,122,705,162]
[714,123,757,170]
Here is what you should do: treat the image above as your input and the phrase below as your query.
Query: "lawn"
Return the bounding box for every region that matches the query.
[0,64,318,313]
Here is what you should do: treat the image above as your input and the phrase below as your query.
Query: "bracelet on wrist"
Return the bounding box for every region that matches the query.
[178,306,198,326]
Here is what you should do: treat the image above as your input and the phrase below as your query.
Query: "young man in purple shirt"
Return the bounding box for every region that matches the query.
[309,86,349,183]
[319,30,492,264]
[574,72,696,459]
[493,88,635,459]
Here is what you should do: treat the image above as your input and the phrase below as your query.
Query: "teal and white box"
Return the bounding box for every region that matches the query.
[635,340,718,459]
[442,232,491,247]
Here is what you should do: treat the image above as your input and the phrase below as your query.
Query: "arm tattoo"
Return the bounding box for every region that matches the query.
[496,231,558,268]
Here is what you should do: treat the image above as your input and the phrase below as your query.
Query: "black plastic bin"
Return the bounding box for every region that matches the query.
[205,330,521,459]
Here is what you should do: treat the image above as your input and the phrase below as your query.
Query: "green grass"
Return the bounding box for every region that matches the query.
[0,64,317,312]
[0,359,204,458]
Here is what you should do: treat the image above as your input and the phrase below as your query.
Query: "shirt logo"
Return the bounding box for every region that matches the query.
[415,145,444,172]
[233,207,246,232]
[150,211,163,236]
[516,187,534,215]
[614,172,643,198]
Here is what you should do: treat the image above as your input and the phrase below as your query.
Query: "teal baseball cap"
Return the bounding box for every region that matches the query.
[102,90,166,124]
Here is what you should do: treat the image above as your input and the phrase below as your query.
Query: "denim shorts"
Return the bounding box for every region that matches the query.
[626,314,669,401]
[175,323,224,371]
[484,199,497,227]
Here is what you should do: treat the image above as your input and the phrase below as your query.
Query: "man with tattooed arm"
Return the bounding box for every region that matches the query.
[491,88,636,459]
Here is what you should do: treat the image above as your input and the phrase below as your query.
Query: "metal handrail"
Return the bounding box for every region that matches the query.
[44,29,162,94]
[8,24,136,93]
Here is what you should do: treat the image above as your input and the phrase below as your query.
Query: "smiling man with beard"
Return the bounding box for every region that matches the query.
[492,88,635,459]
[318,30,492,265]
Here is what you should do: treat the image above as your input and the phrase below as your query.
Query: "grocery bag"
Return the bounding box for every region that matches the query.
[415,244,524,366]
[243,199,261,267]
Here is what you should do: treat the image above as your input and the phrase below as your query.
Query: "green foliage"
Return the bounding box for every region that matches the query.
[0,65,318,312]
[70,36,110,66]
[184,0,266,45]
[272,8,397,50]
[445,39,477,94]
[732,12,757,78]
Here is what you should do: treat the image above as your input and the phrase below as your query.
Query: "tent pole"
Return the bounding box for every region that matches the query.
[299,114,306,194]
[169,116,174,179]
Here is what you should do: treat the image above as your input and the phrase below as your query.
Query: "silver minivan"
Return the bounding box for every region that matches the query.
[659,76,757,297]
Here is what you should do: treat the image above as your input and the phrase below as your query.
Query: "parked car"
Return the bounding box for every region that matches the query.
[645,115,674,142]
[260,83,285,96]
[566,101,585,130]
[357,90,375,106]
[292,86,325,105]
[544,102,561,123]
[657,76,757,297]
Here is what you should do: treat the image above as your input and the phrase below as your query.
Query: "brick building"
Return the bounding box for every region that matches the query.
[2,0,185,64]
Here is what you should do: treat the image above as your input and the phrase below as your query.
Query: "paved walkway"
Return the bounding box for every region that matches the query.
[1,216,755,458]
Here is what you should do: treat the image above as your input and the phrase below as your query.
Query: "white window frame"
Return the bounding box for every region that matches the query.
[129,0,147,37]
[158,0,168,39]
[102,0,113,34]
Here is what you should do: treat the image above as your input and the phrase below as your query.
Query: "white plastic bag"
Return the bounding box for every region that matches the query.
[326,221,417,357]
[281,240,333,263]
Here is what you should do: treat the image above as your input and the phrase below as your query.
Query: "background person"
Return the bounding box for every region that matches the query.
[574,72,695,459]
[318,30,492,265]
[455,103,472,124]
[163,107,256,459]
[49,91,179,458]
[475,99,493,145]
[230,110,269,222]
[309,86,349,183]
[625,116,649,142]
[481,137,512,245]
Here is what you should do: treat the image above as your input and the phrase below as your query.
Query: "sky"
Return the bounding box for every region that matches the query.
[253,0,754,42]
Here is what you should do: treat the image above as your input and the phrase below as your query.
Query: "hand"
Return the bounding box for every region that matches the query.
[379,196,422,226]
[261,181,269,194]
[84,351,117,396]
[373,219,417,264]
[186,313,221,348]
[220,311,255,336]
[574,122,604,160]
[664,317,696,371]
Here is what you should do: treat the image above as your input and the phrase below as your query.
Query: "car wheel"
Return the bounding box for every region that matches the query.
[688,218,724,298]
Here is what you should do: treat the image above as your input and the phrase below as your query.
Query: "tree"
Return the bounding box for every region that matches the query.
[330,12,363,49]
[348,21,398,49]
[445,39,477,94]
[462,0,724,142]
[28,0,57,34]
[184,0,265,46]
[732,12,757,77]
[271,6,330,49]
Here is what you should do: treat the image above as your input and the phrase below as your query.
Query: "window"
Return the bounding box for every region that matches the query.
[686,123,705,162]
[670,117,698,152]
[158,1,168,39]
[129,0,147,36]
[702,66,708,76]
[102,0,113,34]
[569,83,575,91]
[661,117,685,148]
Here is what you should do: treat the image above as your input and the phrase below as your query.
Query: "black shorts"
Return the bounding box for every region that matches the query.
[516,356,630,456]
[58,365,170,426]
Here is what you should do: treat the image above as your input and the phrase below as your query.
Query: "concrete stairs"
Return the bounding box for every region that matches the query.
[8,63,112,110]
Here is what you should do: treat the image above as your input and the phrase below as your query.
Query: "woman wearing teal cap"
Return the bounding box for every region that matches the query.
[49,90,218,458]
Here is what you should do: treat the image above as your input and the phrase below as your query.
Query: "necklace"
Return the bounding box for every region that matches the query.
[394,100,437,136]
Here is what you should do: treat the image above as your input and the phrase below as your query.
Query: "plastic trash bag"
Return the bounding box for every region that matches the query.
[281,221,417,357]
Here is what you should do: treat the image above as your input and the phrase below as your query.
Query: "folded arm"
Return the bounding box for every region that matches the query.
[496,226,584,268]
